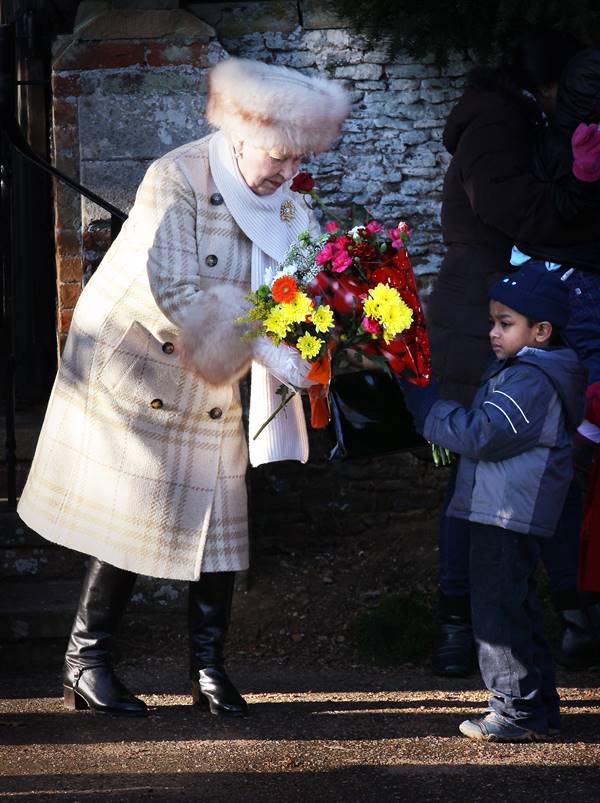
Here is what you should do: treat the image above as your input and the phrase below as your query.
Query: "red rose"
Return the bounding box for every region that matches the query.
[290,171,315,193]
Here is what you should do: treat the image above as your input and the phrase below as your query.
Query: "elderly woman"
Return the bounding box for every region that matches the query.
[17,59,350,717]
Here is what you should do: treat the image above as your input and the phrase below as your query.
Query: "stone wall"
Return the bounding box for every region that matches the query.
[50,1,470,346]
[218,26,467,281]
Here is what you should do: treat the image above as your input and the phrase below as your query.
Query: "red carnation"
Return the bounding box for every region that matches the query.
[290,171,315,193]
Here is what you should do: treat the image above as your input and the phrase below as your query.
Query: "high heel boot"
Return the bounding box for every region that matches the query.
[189,571,248,717]
[63,558,148,716]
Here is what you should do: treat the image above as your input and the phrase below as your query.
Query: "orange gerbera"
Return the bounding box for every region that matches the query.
[271,275,298,303]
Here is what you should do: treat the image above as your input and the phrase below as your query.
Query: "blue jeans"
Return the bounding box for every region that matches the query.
[470,522,560,732]
[562,269,600,384]
[439,470,582,598]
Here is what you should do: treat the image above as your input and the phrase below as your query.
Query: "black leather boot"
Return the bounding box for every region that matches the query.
[189,571,248,717]
[63,558,148,716]
[431,593,477,678]
[555,603,600,669]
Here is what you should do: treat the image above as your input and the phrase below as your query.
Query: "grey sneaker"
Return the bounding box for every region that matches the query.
[459,712,547,743]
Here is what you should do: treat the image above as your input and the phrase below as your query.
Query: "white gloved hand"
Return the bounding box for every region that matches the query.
[253,337,316,389]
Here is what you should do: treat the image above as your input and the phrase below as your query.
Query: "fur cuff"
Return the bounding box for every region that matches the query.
[179,284,253,386]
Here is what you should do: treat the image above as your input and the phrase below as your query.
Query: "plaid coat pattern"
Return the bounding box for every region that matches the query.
[18,135,254,580]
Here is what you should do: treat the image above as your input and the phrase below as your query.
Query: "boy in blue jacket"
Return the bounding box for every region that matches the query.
[404,262,587,742]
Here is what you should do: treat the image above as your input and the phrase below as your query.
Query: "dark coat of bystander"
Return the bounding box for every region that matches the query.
[427,67,593,406]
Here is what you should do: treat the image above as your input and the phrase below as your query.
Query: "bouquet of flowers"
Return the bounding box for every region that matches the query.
[240,171,431,439]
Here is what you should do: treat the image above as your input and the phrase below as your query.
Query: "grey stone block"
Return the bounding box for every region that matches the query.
[401,146,437,168]
[186,1,298,36]
[335,63,382,81]
[74,8,214,41]
[79,92,209,160]
[386,63,441,79]
[263,29,304,50]
[300,0,349,30]
[273,50,317,68]
[80,159,153,222]
[95,69,209,95]
[420,87,461,104]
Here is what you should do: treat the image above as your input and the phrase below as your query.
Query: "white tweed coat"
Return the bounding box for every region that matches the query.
[18,134,263,580]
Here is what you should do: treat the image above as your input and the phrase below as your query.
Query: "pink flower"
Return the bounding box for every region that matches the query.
[332,251,353,273]
[316,243,336,265]
[362,316,380,334]
[325,221,339,233]
[397,221,410,235]
[366,220,383,234]
[388,227,407,250]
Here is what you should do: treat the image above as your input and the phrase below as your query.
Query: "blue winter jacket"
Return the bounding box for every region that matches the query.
[423,347,587,538]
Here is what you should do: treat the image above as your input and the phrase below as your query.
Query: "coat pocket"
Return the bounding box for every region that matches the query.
[98,321,183,414]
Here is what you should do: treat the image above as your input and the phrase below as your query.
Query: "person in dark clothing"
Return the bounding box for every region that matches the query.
[513,49,600,664]
[426,34,600,677]
[518,49,600,381]
[404,264,587,741]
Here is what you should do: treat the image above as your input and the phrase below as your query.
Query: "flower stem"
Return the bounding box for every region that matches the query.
[306,190,344,226]
[252,389,297,440]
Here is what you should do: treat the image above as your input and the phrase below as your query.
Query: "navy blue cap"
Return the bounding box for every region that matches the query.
[489,261,570,328]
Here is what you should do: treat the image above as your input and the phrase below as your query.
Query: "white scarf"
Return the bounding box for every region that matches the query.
[208,131,310,467]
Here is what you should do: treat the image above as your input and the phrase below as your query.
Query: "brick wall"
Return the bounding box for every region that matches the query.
[51,6,219,347]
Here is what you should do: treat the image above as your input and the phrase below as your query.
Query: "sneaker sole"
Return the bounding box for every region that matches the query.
[459,722,546,743]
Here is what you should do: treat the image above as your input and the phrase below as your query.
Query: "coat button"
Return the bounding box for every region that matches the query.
[210,193,224,206]
[205,254,218,267]
[162,341,174,354]
[209,407,223,420]
[150,398,163,410]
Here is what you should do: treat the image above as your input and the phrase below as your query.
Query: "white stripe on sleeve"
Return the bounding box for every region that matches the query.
[483,401,518,434]
[492,390,530,423]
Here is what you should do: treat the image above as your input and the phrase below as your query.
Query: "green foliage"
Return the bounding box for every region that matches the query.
[328,0,600,66]
[354,592,437,665]
[237,289,274,341]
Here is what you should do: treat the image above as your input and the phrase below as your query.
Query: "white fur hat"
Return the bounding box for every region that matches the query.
[206,58,351,154]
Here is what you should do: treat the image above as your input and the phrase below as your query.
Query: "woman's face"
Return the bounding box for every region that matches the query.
[235,140,303,196]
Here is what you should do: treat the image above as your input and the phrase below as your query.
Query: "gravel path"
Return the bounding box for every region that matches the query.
[1,666,599,802]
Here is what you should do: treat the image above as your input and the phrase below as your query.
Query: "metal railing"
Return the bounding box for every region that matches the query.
[1,22,127,509]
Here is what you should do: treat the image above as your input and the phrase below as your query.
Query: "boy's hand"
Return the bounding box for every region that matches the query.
[398,377,440,434]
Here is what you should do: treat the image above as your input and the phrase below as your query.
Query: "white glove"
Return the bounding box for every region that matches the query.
[253,337,316,389]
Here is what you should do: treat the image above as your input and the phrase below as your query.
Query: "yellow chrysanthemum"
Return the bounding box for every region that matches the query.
[264,304,294,340]
[311,304,335,333]
[363,283,413,343]
[287,291,314,324]
[296,332,322,360]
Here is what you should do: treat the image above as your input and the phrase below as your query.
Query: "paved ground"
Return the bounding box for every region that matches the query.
[1,663,599,803]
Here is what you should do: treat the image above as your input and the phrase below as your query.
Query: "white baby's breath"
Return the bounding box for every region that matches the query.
[264,264,297,287]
